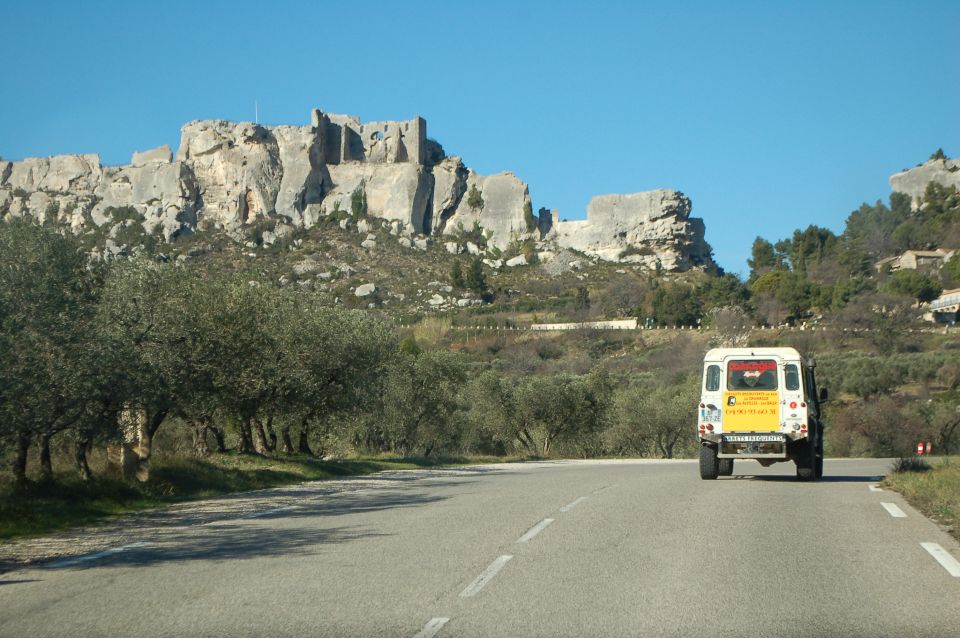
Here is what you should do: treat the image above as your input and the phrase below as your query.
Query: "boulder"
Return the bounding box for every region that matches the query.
[355,283,377,297]
[506,255,528,267]
[889,158,960,208]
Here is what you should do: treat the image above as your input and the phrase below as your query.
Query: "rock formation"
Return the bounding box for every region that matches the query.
[890,158,960,208]
[0,108,713,271]
[548,190,712,270]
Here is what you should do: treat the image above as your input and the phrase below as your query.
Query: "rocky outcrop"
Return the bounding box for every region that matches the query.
[890,158,960,208]
[1,108,713,270]
[549,190,712,270]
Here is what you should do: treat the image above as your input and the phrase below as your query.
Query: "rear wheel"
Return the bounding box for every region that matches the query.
[700,444,719,480]
[795,434,816,482]
[814,428,824,479]
[718,458,734,476]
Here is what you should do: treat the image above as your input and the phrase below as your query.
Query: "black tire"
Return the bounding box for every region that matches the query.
[718,458,734,476]
[700,444,719,480]
[795,437,815,482]
[814,428,824,479]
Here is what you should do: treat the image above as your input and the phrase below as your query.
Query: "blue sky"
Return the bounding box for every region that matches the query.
[1,0,957,274]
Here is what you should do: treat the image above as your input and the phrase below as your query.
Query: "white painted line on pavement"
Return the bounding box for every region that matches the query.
[517,518,555,543]
[560,496,588,512]
[47,542,153,569]
[869,484,883,492]
[921,543,960,577]
[591,484,618,495]
[414,617,450,638]
[881,502,907,518]
[242,505,301,519]
[460,555,513,597]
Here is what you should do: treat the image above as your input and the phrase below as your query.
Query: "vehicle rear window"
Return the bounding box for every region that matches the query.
[727,360,778,391]
[785,364,800,391]
[704,365,721,391]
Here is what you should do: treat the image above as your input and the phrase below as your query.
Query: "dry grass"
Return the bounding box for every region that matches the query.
[884,458,960,541]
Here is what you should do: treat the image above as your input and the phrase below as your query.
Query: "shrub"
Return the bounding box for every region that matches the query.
[467,184,484,211]
[350,182,367,219]
[893,457,931,473]
[523,201,536,232]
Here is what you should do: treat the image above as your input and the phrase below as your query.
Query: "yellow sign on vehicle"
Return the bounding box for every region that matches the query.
[722,391,779,432]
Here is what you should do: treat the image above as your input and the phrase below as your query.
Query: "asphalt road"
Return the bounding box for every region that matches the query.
[1,459,958,637]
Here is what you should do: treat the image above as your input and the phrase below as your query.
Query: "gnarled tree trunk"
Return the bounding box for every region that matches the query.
[253,419,270,455]
[37,432,53,481]
[237,417,256,454]
[297,424,313,456]
[280,426,294,454]
[12,431,30,484]
[75,437,93,481]
[265,417,277,452]
[210,425,228,453]
[190,419,211,457]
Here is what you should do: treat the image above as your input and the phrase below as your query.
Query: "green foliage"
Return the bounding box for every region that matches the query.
[449,260,465,289]
[575,286,590,310]
[379,350,468,456]
[467,184,484,211]
[748,237,781,278]
[698,273,750,311]
[843,198,908,258]
[885,269,942,305]
[610,374,699,458]
[350,181,368,219]
[0,219,103,469]
[930,148,948,161]
[465,257,487,292]
[942,252,960,287]
[651,284,700,326]
[523,200,536,232]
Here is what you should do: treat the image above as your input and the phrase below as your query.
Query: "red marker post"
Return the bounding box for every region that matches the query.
[917,442,925,455]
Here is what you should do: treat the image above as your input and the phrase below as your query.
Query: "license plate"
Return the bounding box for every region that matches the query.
[723,434,783,443]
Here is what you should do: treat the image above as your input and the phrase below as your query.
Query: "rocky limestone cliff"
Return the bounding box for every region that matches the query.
[890,158,960,208]
[0,108,713,271]
[549,190,711,270]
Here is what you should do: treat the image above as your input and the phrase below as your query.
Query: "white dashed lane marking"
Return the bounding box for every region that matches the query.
[868,484,883,492]
[459,555,513,598]
[413,617,450,638]
[881,502,907,518]
[560,496,588,512]
[920,543,960,577]
[516,519,554,543]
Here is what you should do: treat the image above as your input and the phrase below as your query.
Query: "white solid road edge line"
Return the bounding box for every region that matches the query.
[413,617,450,638]
[47,542,153,569]
[517,518,555,543]
[242,505,301,519]
[881,502,907,518]
[459,555,513,597]
[560,496,588,512]
[920,543,960,577]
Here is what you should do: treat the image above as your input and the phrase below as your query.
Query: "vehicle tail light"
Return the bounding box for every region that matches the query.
[800,402,806,408]
[699,403,705,408]
[789,401,797,409]
[706,424,714,432]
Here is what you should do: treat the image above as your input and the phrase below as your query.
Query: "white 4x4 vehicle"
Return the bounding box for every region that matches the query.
[698,347,827,481]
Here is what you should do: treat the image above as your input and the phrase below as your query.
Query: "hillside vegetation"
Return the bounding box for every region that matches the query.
[1,151,958,537]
